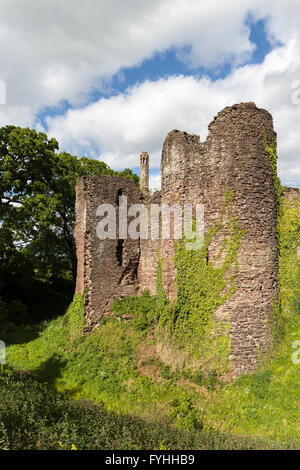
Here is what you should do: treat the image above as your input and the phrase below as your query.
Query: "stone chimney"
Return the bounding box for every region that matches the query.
[140,152,149,195]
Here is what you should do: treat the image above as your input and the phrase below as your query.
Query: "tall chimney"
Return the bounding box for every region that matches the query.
[140,152,149,195]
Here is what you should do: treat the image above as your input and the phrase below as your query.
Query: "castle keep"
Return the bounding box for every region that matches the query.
[74,102,279,376]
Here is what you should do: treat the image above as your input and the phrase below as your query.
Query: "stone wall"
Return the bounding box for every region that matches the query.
[160,102,279,375]
[138,190,161,295]
[74,175,140,328]
[282,187,300,203]
[74,102,281,375]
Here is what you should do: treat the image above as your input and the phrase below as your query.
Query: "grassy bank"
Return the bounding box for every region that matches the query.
[3,368,270,450]
[1,190,300,449]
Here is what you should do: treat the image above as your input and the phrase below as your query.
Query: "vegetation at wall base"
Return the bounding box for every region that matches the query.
[1,124,299,449]
[0,125,139,327]
[2,368,290,451]
[156,190,243,373]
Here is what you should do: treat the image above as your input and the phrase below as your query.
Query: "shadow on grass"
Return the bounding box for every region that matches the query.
[1,323,43,346]
[2,368,293,450]
[1,292,73,346]
[1,275,74,347]
[32,356,68,386]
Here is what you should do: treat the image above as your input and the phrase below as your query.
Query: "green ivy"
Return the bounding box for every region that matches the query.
[262,129,283,207]
[156,253,168,309]
[112,290,158,331]
[157,190,245,369]
[273,194,300,346]
[262,129,300,350]
[65,293,87,343]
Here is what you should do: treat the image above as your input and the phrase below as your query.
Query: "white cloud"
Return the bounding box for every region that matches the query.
[46,37,300,184]
[0,1,300,183]
[0,105,35,128]
[0,0,277,120]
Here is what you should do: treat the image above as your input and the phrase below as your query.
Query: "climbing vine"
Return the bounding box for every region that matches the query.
[156,253,168,309]
[262,129,283,208]
[262,129,300,349]
[157,190,245,368]
[273,193,300,347]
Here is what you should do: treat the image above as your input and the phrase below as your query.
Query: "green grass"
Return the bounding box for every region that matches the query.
[3,368,272,450]
[202,192,300,445]
[4,295,200,422]
[2,191,300,449]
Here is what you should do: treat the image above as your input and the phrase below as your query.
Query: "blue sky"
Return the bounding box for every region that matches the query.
[0,1,299,188]
[36,15,276,186]
[36,17,273,128]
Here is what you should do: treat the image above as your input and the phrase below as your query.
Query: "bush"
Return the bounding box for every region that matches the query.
[0,297,8,328]
[112,291,157,331]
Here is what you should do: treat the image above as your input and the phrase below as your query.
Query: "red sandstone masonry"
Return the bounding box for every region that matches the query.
[75,175,141,328]
[75,102,281,375]
[161,102,278,376]
[138,190,162,295]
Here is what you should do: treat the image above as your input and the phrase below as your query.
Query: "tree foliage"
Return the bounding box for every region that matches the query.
[0,125,138,324]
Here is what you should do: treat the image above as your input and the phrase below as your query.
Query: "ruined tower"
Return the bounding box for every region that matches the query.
[140,152,149,195]
[74,102,280,375]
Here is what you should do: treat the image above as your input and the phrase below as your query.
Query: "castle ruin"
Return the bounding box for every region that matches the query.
[74,102,280,376]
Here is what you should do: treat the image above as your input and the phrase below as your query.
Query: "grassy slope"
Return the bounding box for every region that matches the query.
[4,369,267,451]
[2,191,300,448]
[204,192,300,444]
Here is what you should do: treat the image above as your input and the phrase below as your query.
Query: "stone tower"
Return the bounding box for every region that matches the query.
[160,102,279,375]
[74,102,280,376]
[140,152,149,195]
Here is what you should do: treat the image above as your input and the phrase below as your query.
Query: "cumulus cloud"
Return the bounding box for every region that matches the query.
[0,0,300,183]
[46,37,300,184]
[0,0,274,116]
[149,173,162,192]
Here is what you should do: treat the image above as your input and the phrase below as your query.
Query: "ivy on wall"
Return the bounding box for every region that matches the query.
[271,191,300,348]
[262,130,300,349]
[262,129,282,208]
[157,191,245,369]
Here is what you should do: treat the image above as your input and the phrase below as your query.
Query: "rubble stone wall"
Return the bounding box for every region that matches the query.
[160,103,279,375]
[74,175,140,328]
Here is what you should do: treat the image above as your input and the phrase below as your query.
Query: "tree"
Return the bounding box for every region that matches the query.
[0,125,138,323]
